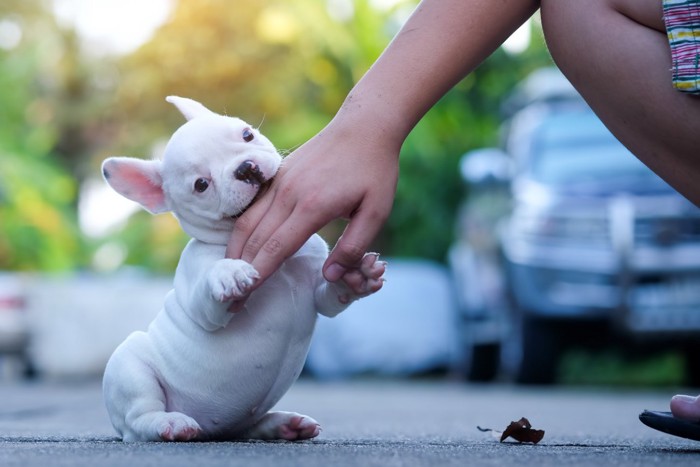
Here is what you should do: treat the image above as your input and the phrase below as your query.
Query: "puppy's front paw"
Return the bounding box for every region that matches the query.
[208,259,259,302]
[336,253,386,302]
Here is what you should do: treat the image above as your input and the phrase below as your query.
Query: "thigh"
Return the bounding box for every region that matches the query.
[607,0,665,31]
[540,0,700,205]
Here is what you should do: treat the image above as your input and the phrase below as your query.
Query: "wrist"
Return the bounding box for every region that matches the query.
[327,89,410,156]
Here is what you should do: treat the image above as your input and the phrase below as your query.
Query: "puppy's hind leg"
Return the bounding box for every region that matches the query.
[103,336,202,442]
[241,411,321,441]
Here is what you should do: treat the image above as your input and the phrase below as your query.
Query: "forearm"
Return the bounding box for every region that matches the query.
[226,0,540,284]
[332,0,539,145]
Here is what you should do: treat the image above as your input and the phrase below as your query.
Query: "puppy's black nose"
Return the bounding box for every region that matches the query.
[234,160,265,185]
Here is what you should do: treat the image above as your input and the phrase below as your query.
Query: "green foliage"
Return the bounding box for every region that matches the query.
[111,0,406,152]
[1,0,553,271]
[105,212,188,274]
[0,0,83,270]
[109,1,552,267]
[384,43,552,261]
[560,349,686,387]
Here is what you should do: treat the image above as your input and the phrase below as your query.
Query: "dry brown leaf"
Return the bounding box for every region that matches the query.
[477,417,545,444]
[500,417,545,444]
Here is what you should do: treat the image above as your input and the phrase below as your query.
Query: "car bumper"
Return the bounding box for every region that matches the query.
[506,256,700,334]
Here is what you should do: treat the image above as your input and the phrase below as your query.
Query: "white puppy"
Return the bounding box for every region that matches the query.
[101,96,385,442]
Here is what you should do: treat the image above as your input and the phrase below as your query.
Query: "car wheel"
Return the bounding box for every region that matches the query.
[683,344,700,388]
[504,316,561,385]
[464,342,501,382]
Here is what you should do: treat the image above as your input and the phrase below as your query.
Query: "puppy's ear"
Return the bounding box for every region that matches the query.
[101,157,169,214]
[165,96,216,121]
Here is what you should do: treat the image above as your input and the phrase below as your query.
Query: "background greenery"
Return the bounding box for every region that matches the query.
[0,0,552,273]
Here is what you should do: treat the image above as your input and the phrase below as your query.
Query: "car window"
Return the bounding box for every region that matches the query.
[526,109,669,191]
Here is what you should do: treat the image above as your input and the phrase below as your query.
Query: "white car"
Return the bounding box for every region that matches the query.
[0,273,30,377]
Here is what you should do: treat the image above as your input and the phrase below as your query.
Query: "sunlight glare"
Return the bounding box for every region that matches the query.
[79,179,139,238]
[502,19,532,55]
[51,0,173,55]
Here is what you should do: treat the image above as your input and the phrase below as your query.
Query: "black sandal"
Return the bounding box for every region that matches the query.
[639,410,700,442]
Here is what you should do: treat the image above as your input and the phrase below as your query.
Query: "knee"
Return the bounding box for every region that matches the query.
[540,0,621,78]
[540,0,602,65]
[540,0,664,75]
[540,0,616,27]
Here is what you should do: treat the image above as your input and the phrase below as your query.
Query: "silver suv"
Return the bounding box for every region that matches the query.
[450,69,700,384]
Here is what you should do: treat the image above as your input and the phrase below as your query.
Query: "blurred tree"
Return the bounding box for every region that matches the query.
[385,27,552,259]
[112,0,400,152]
[0,0,551,272]
[105,0,420,271]
[0,0,84,270]
[108,0,551,267]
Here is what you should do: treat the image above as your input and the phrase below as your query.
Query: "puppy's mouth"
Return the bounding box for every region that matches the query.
[230,160,272,219]
[234,160,266,186]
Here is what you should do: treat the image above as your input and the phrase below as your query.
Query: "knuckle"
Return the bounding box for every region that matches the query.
[338,242,366,263]
[232,215,256,236]
[262,238,283,256]
[366,205,390,223]
[297,192,325,216]
[241,235,264,259]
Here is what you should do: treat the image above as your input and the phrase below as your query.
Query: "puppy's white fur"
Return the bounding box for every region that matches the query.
[101,96,384,442]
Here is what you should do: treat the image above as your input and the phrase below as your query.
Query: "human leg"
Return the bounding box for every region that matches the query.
[541,0,700,435]
[540,0,700,205]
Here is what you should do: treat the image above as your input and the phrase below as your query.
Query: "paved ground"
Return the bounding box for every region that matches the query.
[0,377,698,466]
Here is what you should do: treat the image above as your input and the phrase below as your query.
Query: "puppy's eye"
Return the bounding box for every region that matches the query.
[242,128,255,142]
[194,178,209,193]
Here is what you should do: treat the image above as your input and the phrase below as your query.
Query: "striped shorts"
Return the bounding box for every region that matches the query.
[663,0,700,94]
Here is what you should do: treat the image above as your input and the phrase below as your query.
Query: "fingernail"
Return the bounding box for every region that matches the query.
[324,263,347,282]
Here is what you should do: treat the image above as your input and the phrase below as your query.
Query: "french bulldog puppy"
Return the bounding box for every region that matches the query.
[101,96,385,442]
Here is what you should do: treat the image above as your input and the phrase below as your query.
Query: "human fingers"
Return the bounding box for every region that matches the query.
[225,206,315,311]
[225,189,277,261]
[247,208,327,285]
[323,203,389,282]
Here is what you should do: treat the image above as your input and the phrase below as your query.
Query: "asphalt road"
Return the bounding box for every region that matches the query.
[0,377,698,467]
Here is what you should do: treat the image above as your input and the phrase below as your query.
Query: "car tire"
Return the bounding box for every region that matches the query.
[510,316,561,385]
[683,344,700,388]
[464,343,501,382]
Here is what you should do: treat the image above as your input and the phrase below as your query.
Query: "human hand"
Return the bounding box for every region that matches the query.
[225,118,399,292]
